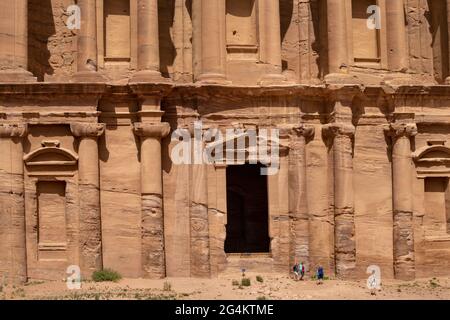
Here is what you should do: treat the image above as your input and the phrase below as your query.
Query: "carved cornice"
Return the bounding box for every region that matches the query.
[0,123,28,138]
[384,123,418,139]
[70,122,106,138]
[133,122,171,138]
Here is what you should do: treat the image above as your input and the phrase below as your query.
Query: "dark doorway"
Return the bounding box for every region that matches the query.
[225,164,270,253]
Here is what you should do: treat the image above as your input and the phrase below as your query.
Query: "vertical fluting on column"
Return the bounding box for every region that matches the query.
[385,123,417,280]
[132,0,164,82]
[0,124,28,284]
[74,0,104,82]
[325,0,349,76]
[133,122,170,278]
[193,0,227,83]
[322,123,356,278]
[258,0,285,84]
[0,1,35,82]
[386,0,408,71]
[70,123,105,277]
[288,125,315,271]
[189,124,211,277]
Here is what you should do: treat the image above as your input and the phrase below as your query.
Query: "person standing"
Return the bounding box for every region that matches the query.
[317,266,324,285]
[299,262,305,280]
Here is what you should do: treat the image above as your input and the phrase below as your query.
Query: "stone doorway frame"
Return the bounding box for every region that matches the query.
[23,141,79,280]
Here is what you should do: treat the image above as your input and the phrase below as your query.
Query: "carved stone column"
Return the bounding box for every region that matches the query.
[0,124,28,284]
[133,122,170,278]
[70,123,105,277]
[258,0,285,84]
[446,0,450,83]
[386,0,408,71]
[322,123,356,278]
[193,0,227,83]
[288,125,315,271]
[131,0,164,82]
[385,123,417,280]
[0,1,35,82]
[326,0,349,76]
[73,0,104,82]
[189,124,211,277]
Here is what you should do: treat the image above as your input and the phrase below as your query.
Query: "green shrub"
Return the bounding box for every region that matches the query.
[232,280,240,286]
[241,278,251,287]
[92,269,122,282]
[256,275,263,283]
[257,296,267,300]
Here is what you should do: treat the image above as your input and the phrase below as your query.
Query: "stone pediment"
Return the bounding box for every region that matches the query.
[413,142,450,178]
[205,130,288,164]
[24,141,78,167]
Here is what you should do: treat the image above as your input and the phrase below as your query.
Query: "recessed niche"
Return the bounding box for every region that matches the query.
[352,0,380,65]
[424,177,450,235]
[104,0,131,62]
[226,0,258,60]
[37,181,67,261]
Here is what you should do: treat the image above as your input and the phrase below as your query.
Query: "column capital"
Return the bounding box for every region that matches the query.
[70,123,106,138]
[279,124,315,144]
[291,125,315,139]
[322,123,355,139]
[384,123,418,139]
[133,122,171,138]
[0,123,28,138]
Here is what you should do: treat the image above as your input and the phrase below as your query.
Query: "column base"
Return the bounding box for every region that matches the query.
[72,71,106,83]
[130,70,170,84]
[196,73,231,85]
[0,69,37,83]
[445,77,450,85]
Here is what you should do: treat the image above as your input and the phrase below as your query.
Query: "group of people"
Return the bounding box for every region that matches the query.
[293,262,324,284]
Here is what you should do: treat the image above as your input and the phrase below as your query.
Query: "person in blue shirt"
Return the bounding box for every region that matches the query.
[317,266,324,285]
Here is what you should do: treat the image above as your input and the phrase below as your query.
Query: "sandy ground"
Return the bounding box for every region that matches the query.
[1,273,449,300]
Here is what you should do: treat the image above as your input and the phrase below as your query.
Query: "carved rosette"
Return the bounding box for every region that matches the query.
[133,122,171,138]
[70,123,106,138]
[384,123,418,143]
[0,123,28,138]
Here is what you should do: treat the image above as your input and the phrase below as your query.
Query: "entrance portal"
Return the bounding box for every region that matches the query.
[225,164,270,253]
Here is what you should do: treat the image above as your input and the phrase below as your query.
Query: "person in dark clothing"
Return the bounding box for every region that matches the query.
[317,266,324,285]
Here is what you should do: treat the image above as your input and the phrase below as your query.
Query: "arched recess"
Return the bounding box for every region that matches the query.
[414,142,450,236]
[23,140,80,281]
[413,143,450,178]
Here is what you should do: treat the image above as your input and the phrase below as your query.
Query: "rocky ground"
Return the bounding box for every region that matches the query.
[1,273,449,300]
